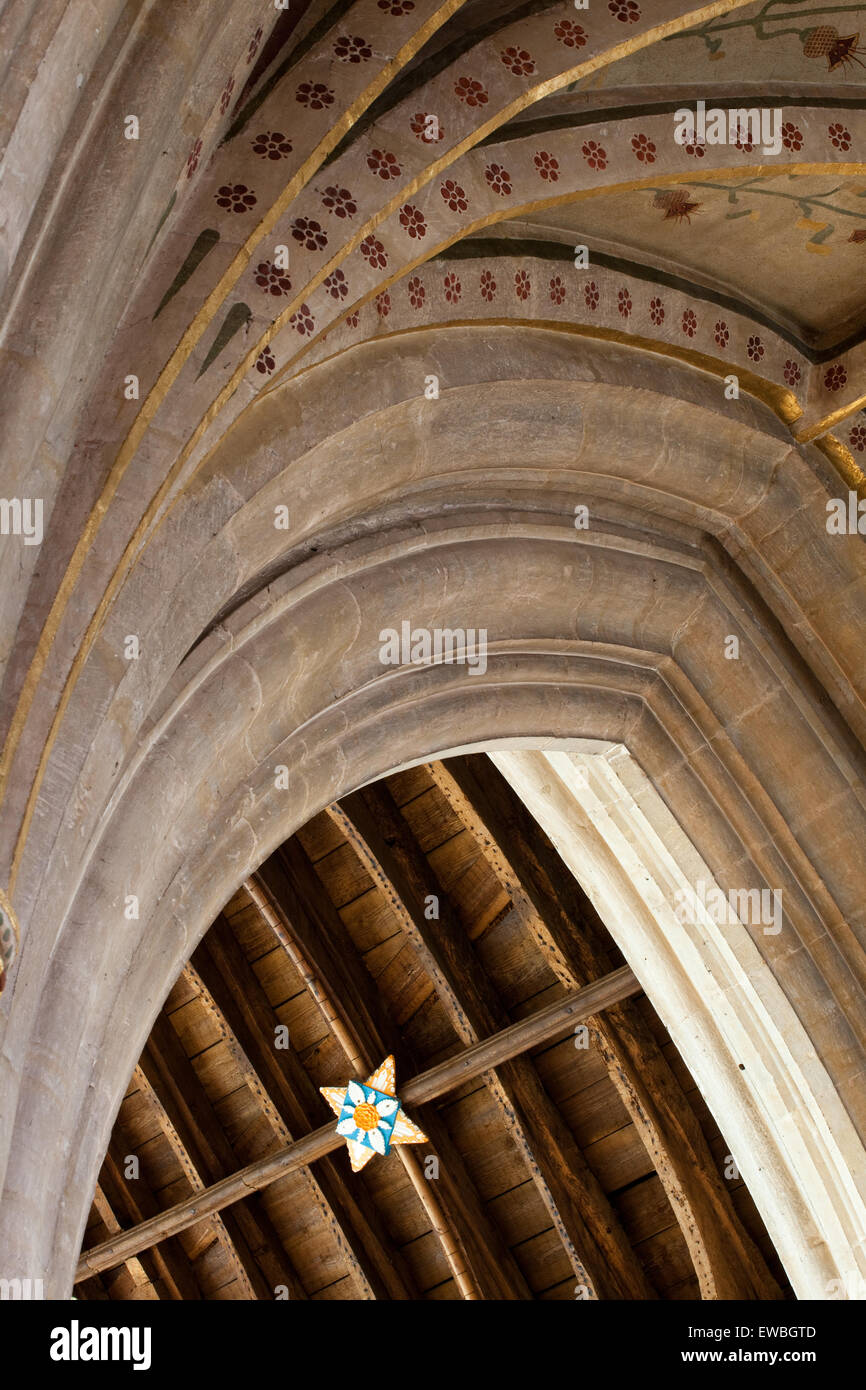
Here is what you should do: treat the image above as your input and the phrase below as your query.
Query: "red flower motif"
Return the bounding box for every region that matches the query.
[296,82,335,110]
[334,34,372,63]
[684,139,706,158]
[411,111,444,143]
[828,123,852,150]
[215,183,257,213]
[219,76,235,114]
[609,0,640,22]
[515,270,531,301]
[714,321,729,348]
[324,269,349,300]
[747,335,764,361]
[408,276,425,309]
[582,139,607,170]
[378,0,414,12]
[444,271,462,305]
[291,217,328,251]
[291,304,315,336]
[534,151,559,181]
[360,234,388,268]
[682,308,698,337]
[376,291,391,318]
[454,76,488,107]
[399,204,426,238]
[584,281,599,311]
[849,423,866,452]
[500,46,535,76]
[247,26,264,63]
[440,179,468,212]
[631,133,656,163]
[618,288,632,318]
[255,261,291,297]
[554,19,587,48]
[346,310,360,328]
[849,229,866,244]
[367,149,402,180]
[322,185,357,218]
[784,359,801,387]
[253,131,293,160]
[781,122,803,151]
[549,276,566,306]
[650,297,665,326]
[825,364,848,391]
[485,163,512,196]
[255,347,275,375]
[186,138,203,178]
[480,269,497,301]
[733,125,755,153]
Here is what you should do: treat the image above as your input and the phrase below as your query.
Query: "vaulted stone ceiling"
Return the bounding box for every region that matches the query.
[1,0,864,784]
[2,0,866,1301]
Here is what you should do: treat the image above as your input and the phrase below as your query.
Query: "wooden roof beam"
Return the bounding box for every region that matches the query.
[96,1137,202,1300]
[80,1182,158,1300]
[139,1013,307,1300]
[249,862,496,1300]
[259,845,531,1300]
[74,966,640,1280]
[246,871,481,1299]
[428,754,782,1301]
[330,786,654,1301]
[261,845,536,1299]
[191,915,420,1300]
[125,1060,256,1297]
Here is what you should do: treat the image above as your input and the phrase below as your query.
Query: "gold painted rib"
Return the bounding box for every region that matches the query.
[795,391,866,444]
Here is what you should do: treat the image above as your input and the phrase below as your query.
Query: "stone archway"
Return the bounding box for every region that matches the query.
[2,337,865,1288]
[2,0,865,1303]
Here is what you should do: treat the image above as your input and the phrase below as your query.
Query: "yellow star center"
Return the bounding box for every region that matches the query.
[353,1102,379,1131]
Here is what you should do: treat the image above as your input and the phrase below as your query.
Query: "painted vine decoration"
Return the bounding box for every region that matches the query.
[646,176,866,250]
[0,891,20,994]
[663,0,866,67]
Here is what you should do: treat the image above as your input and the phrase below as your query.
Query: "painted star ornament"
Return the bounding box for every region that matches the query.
[320,1056,427,1172]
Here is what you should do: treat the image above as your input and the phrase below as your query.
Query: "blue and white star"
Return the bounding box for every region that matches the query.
[320,1055,427,1172]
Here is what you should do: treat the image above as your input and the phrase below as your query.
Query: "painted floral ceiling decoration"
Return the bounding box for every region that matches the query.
[110,0,865,485]
[321,1056,428,1173]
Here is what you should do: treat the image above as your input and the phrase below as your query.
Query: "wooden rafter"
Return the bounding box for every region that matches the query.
[97,1137,202,1300]
[82,1181,157,1300]
[260,842,535,1299]
[427,755,783,1301]
[130,1060,255,1296]
[329,785,655,1301]
[75,967,640,1280]
[191,915,420,1300]
[249,862,489,1299]
[261,839,539,1306]
[243,874,480,1297]
[140,1013,307,1300]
